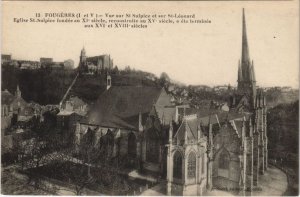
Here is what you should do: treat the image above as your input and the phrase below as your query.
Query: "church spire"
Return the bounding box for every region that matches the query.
[241,8,250,65]
[238,60,243,82]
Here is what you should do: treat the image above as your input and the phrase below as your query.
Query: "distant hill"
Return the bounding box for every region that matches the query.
[68,73,159,104]
[1,66,160,105]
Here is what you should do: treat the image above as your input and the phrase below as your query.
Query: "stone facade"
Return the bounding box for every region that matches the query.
[166,116,208,196]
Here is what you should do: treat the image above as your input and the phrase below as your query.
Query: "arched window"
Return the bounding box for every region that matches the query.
[173,151,182,179]
[219,150,230,169]
[128,132,137,157]
[188,152,196,178]
[100,130,114,158]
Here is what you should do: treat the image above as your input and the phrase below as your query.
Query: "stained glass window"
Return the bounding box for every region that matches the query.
[173,151,182,179]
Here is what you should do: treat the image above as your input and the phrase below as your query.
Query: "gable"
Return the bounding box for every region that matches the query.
[155,88,173,122]
[213,122,241,154]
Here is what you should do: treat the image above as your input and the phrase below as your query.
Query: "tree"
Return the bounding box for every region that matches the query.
[159,72,170,87]
[112,66,119,74]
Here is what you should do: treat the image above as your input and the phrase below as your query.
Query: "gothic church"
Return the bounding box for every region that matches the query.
[75,9,268,196]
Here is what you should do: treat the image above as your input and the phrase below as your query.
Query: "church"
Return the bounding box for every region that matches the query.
[78,47,113,75]
[74,9,268,196]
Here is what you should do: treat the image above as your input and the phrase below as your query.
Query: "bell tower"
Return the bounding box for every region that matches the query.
[80,47,87,63]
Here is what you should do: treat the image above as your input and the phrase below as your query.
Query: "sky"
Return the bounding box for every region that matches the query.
[2,1,299,88]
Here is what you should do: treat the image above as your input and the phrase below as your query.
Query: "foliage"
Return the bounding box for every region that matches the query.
[159,72,170,87]
[2,65,76,105]
[267,100,299,168]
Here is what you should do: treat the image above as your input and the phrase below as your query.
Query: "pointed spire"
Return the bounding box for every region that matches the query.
[81,46,86,55]
[238,60,243,82]
[241,8,250,64]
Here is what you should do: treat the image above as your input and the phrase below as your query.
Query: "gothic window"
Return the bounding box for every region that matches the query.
[173,151,182,179]
[219,150,230,169]
[100,130,114,158]
[128,132,137,157]
[188,152,196,178]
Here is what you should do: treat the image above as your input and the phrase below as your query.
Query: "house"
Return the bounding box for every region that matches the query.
[1,54,12,64]
[18,60,40,69]
[57,96,88,140]
[1,86,28,130]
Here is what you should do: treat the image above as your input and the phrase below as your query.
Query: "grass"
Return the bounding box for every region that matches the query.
[25,161,153,195]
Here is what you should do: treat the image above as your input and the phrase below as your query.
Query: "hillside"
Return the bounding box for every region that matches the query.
[68,73,159,104]
[1,66,160,105]
[1,65,76,105]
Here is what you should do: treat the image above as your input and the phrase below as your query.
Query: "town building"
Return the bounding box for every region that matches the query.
[1,54,12,64]
[57,96,88,141]
[17,60,40,69]
[78,47,113,75]
[40,57,53,64]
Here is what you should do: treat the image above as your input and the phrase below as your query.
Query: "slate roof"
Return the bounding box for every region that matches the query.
[174,113,220,141]
[84,86,164,130]
[161,107,176,125]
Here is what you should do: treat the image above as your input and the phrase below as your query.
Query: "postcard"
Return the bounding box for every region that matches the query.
[1,1,299,196]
